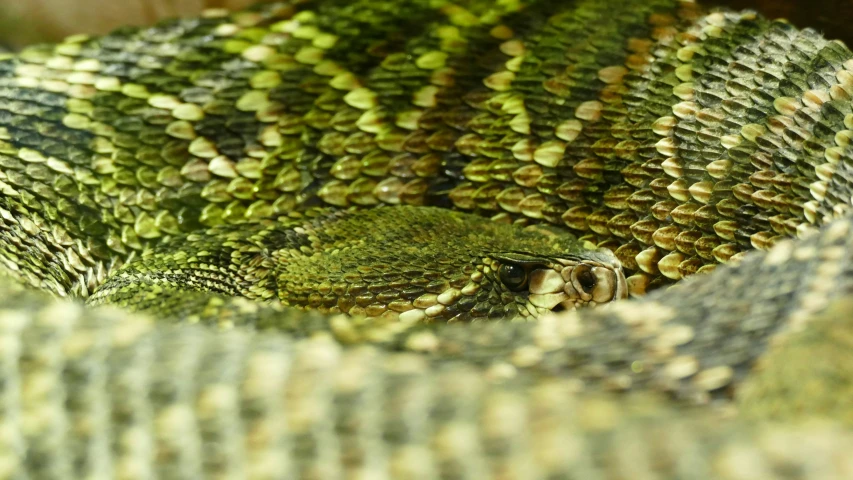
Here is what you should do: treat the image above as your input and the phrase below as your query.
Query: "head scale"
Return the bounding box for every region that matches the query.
[275,207,628,322]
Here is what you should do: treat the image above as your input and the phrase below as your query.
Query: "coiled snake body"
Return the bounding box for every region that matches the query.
[0,0,853,478]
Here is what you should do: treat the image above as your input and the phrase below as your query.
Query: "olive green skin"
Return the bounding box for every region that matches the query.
[88,206,626,322]
[1,0,853,477]
[4,0,853,305]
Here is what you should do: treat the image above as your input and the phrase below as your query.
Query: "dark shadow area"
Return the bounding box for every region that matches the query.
[711,0,853,46]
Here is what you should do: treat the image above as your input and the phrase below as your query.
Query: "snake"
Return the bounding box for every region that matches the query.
[0,0,853,477]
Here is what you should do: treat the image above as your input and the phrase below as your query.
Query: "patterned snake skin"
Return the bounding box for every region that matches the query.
[1,0,853,478]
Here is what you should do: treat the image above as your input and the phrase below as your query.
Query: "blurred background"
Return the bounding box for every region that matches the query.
[0,0,850,49]
[0,0,271,48]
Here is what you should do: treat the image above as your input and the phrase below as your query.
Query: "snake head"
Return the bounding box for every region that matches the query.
[260,206,633,323]
[492,250,628,318]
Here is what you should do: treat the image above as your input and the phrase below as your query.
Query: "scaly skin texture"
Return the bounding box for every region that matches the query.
[2,0,853,477]
[3,218,853,478]
[88,206,627,322]
[3,0,853,298]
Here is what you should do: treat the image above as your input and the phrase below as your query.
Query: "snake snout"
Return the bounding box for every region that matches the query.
[528,260,627,313]
[565,262,628,305]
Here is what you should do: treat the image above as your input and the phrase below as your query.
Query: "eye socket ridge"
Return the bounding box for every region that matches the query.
[492,252,551,266]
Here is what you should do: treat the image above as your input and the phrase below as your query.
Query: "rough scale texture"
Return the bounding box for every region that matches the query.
[1,0,853,477]
[88,206,627,322]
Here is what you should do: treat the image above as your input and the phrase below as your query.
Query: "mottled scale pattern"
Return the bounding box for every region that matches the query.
[88,206,625,322]
[1,0,853,477]
[2,215,853,478]
[3,0,853,301]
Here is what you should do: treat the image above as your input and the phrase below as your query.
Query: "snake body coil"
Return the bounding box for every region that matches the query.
[1,0,853,478]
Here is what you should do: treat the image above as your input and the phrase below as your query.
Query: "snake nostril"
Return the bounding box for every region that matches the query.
[552,303,566,313]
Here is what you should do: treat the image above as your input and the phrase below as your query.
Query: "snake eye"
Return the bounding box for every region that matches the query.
[499,263,528,291]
